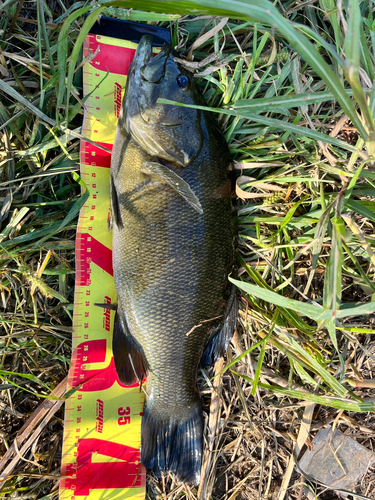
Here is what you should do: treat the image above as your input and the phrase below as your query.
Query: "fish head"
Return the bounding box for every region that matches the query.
[122,35,204,167]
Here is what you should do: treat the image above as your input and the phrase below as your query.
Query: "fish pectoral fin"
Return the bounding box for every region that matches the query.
[110,174,123,229]
[113,311,148,385]
[200,287,238,367]
[141,161,203,215]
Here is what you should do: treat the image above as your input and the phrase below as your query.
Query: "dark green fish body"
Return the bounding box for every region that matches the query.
[110,36,236,485]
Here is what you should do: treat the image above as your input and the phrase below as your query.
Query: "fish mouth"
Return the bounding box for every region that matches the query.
[130,35,153,82]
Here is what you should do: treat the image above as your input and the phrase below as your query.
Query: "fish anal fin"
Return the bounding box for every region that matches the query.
[141,401,203,485]
[141,161,203,215]
[113,312,148,385]
[200,289,238,367]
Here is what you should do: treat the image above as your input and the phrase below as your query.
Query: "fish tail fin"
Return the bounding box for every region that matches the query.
[141,401,203,485]
[113,312,148,385]
[200,289,238,367]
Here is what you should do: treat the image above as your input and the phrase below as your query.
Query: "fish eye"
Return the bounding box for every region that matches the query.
[176,75,189,90]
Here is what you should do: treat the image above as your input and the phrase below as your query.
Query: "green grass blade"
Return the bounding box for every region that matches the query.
[347,199,375,223]
[0,78,55,127]
[344,0,375,145]
[65,7,105,124]
[104,0,367,137]
[233,90,355,110]
[214,335,266,379]
[251,321,274,396]
[37,0,55,75]
[276,331,347,396]
[343,160,367,208]
[35,190,90,248]
[232,371,374,412]
[158,99,358,152]
[101,7,181,20]
[0,369,52,392]
[229,277,375,321]
[57,6,92,120]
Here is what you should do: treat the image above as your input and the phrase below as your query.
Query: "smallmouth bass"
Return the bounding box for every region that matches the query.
[110,35,237,485]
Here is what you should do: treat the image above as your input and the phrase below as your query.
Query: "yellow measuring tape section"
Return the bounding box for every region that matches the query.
[60,33,153,500]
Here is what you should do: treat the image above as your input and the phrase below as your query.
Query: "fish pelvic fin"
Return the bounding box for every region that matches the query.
[110,174,123,230]
[200,288,238,367]
[94,302,117,311]
[141,161,203,215]
[113,312,148,385]
[141,401,203,485]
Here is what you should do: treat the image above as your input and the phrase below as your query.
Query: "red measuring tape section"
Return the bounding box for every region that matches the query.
[60,34,150,500]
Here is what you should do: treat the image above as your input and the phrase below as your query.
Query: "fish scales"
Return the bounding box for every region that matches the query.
[110,35,237,485]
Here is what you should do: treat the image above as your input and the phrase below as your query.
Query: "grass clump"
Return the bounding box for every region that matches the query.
[0,1,375,499]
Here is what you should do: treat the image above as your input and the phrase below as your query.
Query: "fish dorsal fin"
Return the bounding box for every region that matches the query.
[141,161,203,215]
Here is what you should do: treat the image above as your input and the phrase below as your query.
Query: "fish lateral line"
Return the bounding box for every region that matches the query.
[141,161,203,215]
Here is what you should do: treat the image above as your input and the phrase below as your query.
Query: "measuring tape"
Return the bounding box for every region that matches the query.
[60,23,169,500]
